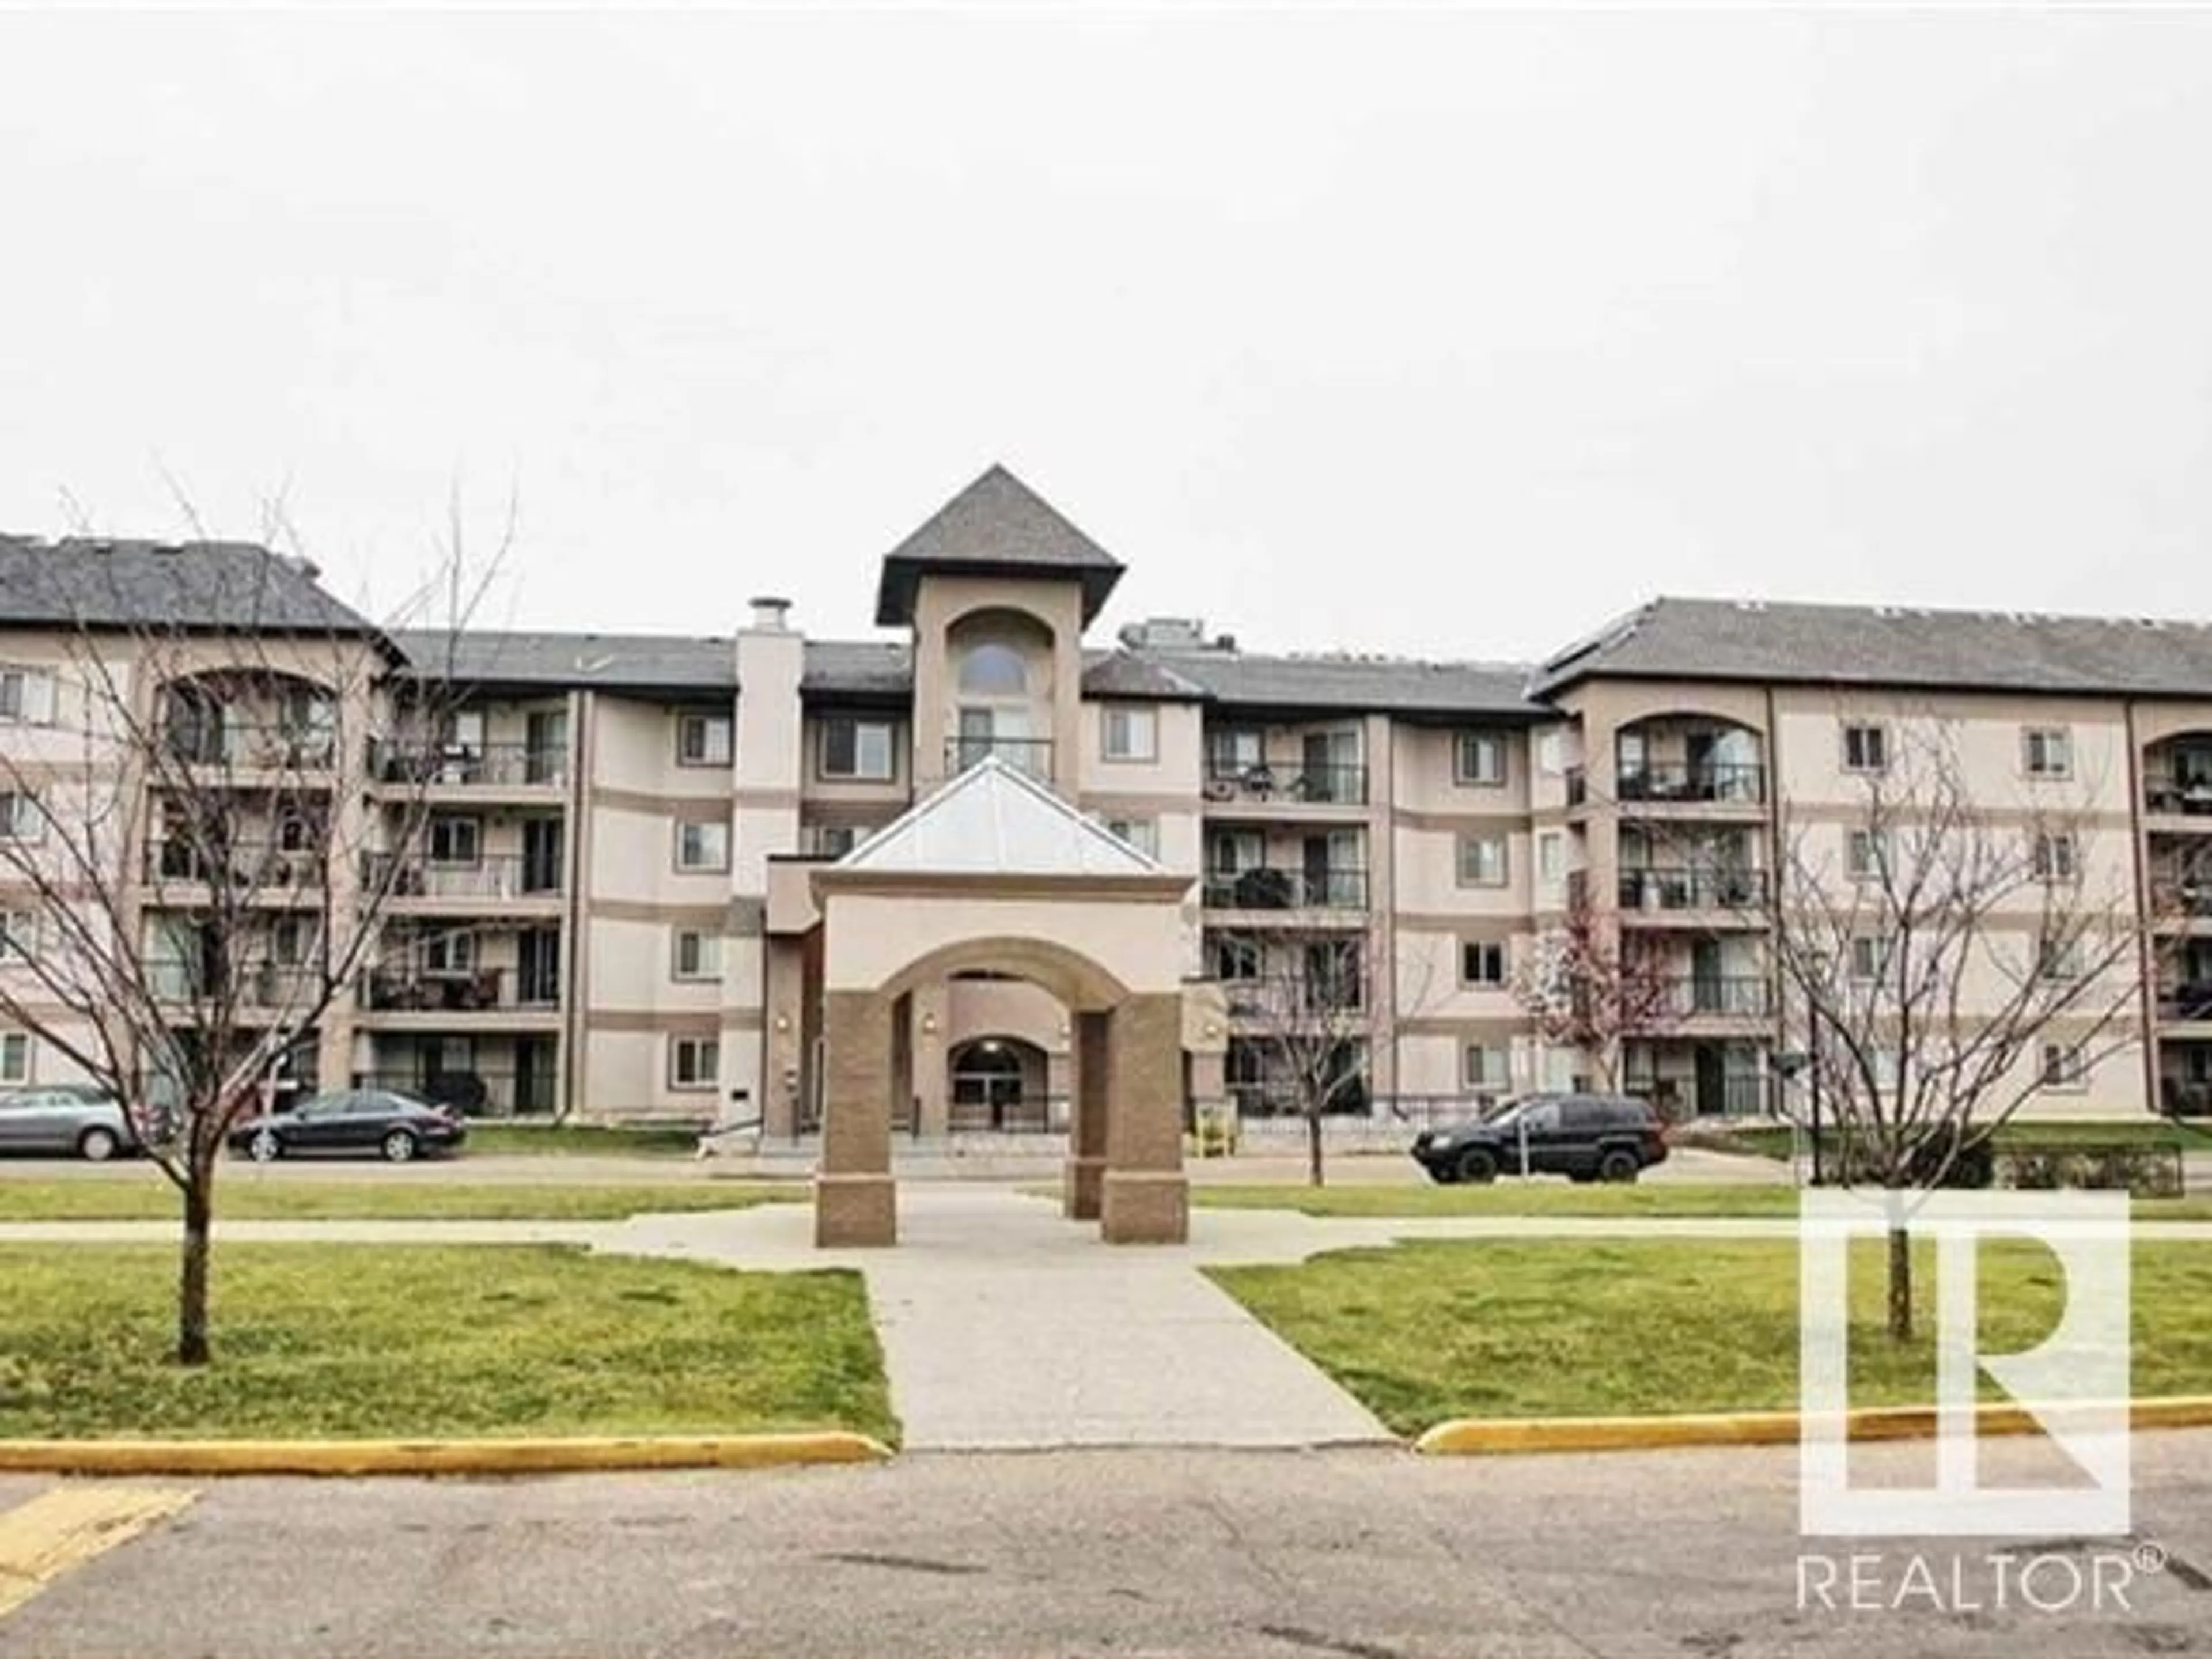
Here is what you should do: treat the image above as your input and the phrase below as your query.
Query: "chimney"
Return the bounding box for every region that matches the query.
[748,595,792,632]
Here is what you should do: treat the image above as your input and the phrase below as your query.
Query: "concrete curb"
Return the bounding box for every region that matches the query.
[0,1432,893,1478]
[1414,1396,2212,1456]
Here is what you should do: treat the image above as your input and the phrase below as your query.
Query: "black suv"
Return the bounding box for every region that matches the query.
[1411,1093,1669,1185]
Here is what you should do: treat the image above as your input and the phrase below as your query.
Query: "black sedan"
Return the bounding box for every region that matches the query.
[227,1089,467,1164]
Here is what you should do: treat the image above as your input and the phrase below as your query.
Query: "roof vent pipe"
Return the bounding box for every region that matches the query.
[748,596,792,632]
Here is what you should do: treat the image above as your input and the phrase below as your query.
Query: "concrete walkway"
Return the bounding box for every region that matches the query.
[11,1191,2211,1452]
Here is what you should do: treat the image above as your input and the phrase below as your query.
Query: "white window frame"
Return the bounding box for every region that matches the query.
[673,929,722,982]
[1455,731,1507,787]
[1457,833,1509,888]
[2032,830,2080,882]
[1536,831,1564,885]
[808,824,862,859]
[1211,935,1261,982]
[669,1035,720,1090]
[1101,705,1158,764]
[1841,722,1889,775]
[0,908,36,962]
[675,820,730,873]
[1846,827,1890,883]
[1849,933,1894,983]
[1460,939,1508,987]
[0,790,43,842]
[2037,933,2084,983]
[1101,816,1159,859]
[427,815,481,866]
[1462,1043,1508,1090]
[421,927,476,975]
[676,711,734,767]
[819,717,897,782]
[2040,1042,2088,1090]
[0,1031,28,1083]
[0,666,55,725]
[2022,726,2073,779]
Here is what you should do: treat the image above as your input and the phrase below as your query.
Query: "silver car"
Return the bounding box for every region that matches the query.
[0,1084,139,1161]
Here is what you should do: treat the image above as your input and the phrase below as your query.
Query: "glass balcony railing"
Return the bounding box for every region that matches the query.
[1616,762,1767,805]
[944,736,1054,780]
[363,853,565,900]
[1652,976,1772,1018]
[1618,866,1769,912]
[359,967,560,1013]
[1202,762,1369,806]
[369,739,569,788]
[1202,867,1369,911]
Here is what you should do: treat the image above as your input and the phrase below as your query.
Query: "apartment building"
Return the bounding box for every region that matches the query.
[4,470,2211,1133]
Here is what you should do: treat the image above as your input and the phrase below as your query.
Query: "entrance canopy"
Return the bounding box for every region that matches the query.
[808,757,1196,1247]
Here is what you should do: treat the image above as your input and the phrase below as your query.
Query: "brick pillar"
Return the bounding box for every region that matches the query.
[1100,993,1190,1244]
[1064,1009,1111,1220]
[816,989,897,1246]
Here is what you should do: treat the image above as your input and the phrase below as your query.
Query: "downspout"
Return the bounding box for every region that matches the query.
[2123,700,2158,1115]
[1763,685,1786,1120]
[559,688,592,1120]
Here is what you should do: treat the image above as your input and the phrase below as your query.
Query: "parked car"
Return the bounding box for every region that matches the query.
[1412,1093,1669,1184]
[0,1083,142,1161]
[226,1089,467,1163]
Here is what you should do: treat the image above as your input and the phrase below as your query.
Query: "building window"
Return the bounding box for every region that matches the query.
[0,667,55,725]
[958,643,1029,697]
[1456,732,1507,786]
[669,1036,719,1090]
[807,824,862,858]
[675,820,730,873]
[2022,726,2073,779]
[0,1031,27,1083]
[0,790,41,842]
[0,908,35,961]
[1850,933,1893,982]
[1846,828,1890,882]
[1457,833,1509,887]
[1101,816,1159,859]
[676,713,733,767]
[1207,728,1264,776]
[1535,730,1565,777]
[2040,1043,2088,1089]
[421,927,476,975]
[673,929,722,981]
[2037,934,2083,982]
[1536,832,1564,885]
[1460,940,1508,986]
[820,718,896,782]
[1211,935,1260,982]
[2032,831,2080,882]
[1842,723,1888,774]
[1463,1044,1508,1090]
[1101,705,1157,763]
[427,816,481,865]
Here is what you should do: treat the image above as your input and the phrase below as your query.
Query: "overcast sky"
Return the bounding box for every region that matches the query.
[3,7,2209,662]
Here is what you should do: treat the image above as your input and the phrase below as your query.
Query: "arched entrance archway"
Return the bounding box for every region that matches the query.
[948,1035,1051,1132]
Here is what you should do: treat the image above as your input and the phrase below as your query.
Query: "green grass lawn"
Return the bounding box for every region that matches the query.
[0,1178,807,1222]
[1211,1238,2212,1435]
[0,1245,893,1442]
[1188,1182,2212,1221]
[1707,1119,2212,1161]
[460,1122,703,1157]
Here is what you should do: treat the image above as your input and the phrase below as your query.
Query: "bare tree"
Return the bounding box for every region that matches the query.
[1510,893,1681,1103]
[1759,723,2150,1339]
[0,518,494,1364]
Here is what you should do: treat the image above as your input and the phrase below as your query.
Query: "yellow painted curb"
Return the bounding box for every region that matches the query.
[0,1432,892,1478]
[1414,1396,2212,1456]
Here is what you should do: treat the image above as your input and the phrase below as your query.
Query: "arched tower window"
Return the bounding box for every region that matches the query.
[959,642,1029,697]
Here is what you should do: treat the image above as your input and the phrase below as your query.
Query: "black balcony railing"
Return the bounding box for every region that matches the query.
[1618,866,1769,912]
[1221,974,1366,1018]
[943,1093,1070,1134]
[1565,768,1589,807]
[945,736,1053,779]
[143,841,327,890]
[147,957,324,1007]
[1652,975,1773,1019]
[2143,771,2212,818]
[1203,867,1369,911]
[2159,1075,2212,1118]
[1624,1071,1767,1119]
[359,967,561,1013]
[1203,762,1369,806]
[2153,878,2212,917]
[2158,980,2212,1021]
[349,1066,558,1116]
[369,739,569,788]
[164,720,338,771]
[365,853,564,900]
[1616,762,1766,806]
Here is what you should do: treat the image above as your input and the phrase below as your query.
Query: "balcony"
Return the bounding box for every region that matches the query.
[142,840,327,895]
[945,736,1052,781]
[162,721,338,776]
[365,853,565,904]
[1203,867,1369,912]
[1650,975,1773,1021]
[2156,980,2212,1023]
[1616,762,1766,808]
[1221,974,1366,1020]
[369,738,569,790]
[359,967,560,1014]
[1618,866,1770,915]
[1624,1071,1767,1119]
[1203,762,1368,808]
[147,958,324,1012]
[350,1065,558,1116]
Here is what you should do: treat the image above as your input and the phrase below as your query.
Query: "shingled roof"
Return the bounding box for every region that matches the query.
[875,465,1125,627]
[1151,648,1542,719]
[0,536,381,638]
[1533,596,2212,700]
[389,629,734,693]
